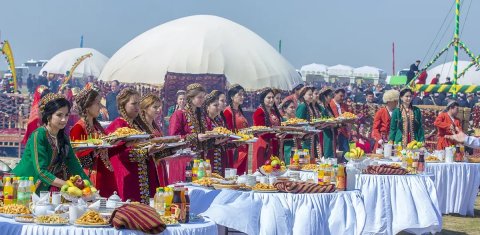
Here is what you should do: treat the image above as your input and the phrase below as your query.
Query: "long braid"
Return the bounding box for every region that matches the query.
[260,103,271,127]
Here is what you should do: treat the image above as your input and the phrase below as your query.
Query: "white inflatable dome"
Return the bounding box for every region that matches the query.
[40,48,109,78]
[99,15,302,90]
[426,61,480,85]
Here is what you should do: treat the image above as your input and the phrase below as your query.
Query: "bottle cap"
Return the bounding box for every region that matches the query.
[29,177,34,181]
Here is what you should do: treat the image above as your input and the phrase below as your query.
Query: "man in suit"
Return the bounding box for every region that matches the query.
[406,60,420,84]
[465,94,476,109]
[444,77,453,85]
[106,80,120,120]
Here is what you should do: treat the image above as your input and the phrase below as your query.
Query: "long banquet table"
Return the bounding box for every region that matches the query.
[355,173,442,235]
[425,162,480,216]
[0,216,218,235]
[188,186,366,235]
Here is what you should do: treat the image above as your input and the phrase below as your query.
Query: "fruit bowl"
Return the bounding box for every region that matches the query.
[61,191,99,203]
[259,167,286,177]
[345,147,366,162]
[259,156,287,177]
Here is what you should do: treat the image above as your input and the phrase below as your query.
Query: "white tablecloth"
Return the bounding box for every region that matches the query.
[425,162,480,216]
[355,174,442,235]
[189,187,366,235]
[0,216,218,235]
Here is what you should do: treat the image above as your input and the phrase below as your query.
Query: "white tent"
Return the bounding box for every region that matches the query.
[99,15,302,90]
[328,64,354,77]
[40,48,109,78]
[300,63,328,76]
[353,66,383,79]
[426,61,480,85]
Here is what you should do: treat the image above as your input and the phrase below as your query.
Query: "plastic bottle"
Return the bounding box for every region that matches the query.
[192,160,199,181]
[197,160,205,179]
[164,187,173,216]
[185,164,192,182]
[205,159,212,177]
[154,188,165,215]
[16,178,24,206]
[12,177,19,204]
[317,165,325,185]
[4,177,13,205]
[171,187,185,222]
[323,165,332,185]
[28,177,35,194]
[290,147,298,165]
[298,150,306,165]
[0,176,4,204]
[184,188,190,223]
[336,164,346,191]
[304,149,311,164]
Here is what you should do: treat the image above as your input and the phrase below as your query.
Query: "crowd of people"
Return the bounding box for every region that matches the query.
[4,71,480,204]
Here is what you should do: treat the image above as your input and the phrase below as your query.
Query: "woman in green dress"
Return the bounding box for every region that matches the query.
[295,86,321,159]
[318,87,336,158]
[280,99,297,164]
[389,88,425,147]
[13,93,89,193]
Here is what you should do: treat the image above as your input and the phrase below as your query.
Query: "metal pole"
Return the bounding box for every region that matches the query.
[453,0,460,96]
[392,42,396,75]
[278,40,282,54]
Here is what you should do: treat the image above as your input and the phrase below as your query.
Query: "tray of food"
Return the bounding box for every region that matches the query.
[363,164,408,175]
[102,127,150,142]
[191,177,221,187]
[281,118,309,126]
[252,183,278,193]
[0,204,31,218]
[425,155,442,163]
[301,164,319,172]
[160,216,180,226]
[150,135,182,144]
[14,215,35,223]
[35,215,69,226]
[74,210,110,227]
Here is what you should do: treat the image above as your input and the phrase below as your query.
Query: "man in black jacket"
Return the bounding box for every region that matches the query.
[406,60,420,84]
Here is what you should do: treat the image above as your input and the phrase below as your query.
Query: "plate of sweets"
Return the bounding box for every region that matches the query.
[74,210,110,227]
[252,183,278,193]
[35,215,69,226]
[102,127,150,142]
[0,204,31,218]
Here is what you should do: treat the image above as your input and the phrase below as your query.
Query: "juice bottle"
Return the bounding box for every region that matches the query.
[17,178,25,206]
[317,165,325,185]
[336,164,346,191]
[28,177,35,194]
[303,149,310,165]
[164,187,174,216]
[192,160,199,181]
[12,177,19,204]
[323,165,332,185]
[292,149,299,166]
[185,164,192,182]
[197,160,205,179]
[4,177,13,205]
[154,188,165,215]
[205,160,212,177]
[171,187,185,222]
[184,188,190,223]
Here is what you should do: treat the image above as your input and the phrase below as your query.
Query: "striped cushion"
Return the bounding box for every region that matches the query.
[110,204,166,234]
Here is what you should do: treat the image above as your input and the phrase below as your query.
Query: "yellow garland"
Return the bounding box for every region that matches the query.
[1,41,17,91]
[62,53,93,86]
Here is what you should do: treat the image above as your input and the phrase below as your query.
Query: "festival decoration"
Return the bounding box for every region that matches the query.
[409,0,479,97]
[62,52,93,86]
[1,40,17,92]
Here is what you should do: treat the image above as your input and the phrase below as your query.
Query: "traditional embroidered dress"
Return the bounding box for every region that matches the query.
[252,106,282,171]
[434,112,462,150]
[320,104,336,158]
[206,115,228,175]
[105,118,158,204]
[296,102,322,158]
[371,107,392,152]
[137,114,171,187]
[70,119,116,197]
[223,106,249,175]
[168,104,213,155]
[13,126,89,193]
[389,105,425,147]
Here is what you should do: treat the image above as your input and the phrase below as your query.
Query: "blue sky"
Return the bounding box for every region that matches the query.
[1,0,479,74]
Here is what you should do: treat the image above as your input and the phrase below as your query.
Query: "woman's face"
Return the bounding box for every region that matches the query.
[233,90,245,105]
[125,95,140,119]
[49,106,70,130]
[87,95,101,119]
[401,92,412,106]
[325,92,334,104]
[207,100,220,117]
[177,94,185,109]
[264,92,275,108]
[191,92,206,108]
[274,93,282,106]
[313,89,320,102]
[303,90,314,103]
[145,101,162,121]
[285,102,297,118]
[218,94,227,111]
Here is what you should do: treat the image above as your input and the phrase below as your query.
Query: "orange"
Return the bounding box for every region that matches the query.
[82,187,91,196]
[263,165,273,173]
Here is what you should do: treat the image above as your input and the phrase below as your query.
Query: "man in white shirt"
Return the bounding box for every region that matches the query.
[445,132,480,149]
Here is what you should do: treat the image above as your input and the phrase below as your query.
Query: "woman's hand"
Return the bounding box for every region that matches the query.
[148,144,166,155]
[214,137,229,145]
[275,133,288,140]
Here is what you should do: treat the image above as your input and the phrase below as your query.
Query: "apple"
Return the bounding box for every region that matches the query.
[74,178,85,190]
[264,159,271,166]
[273,164,281,170]
[271,160,280,167]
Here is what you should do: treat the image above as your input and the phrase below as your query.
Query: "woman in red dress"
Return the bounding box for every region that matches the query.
[105,88,163,203]
[22,85,50,145]
[136,94,177,187]
[223,84,250,174]
[252,88,283,170]
[69,84,116,198]
[169,84,225,158]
